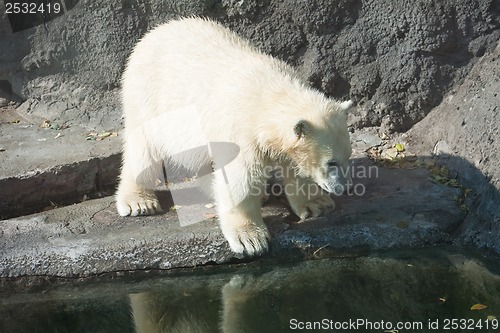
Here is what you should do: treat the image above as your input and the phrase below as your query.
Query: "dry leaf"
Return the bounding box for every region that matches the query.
[50,123,61,130]
[204,213,217,219]
[86,132,97,140]
[470,303,488,311]
[98,131,112,138]
[382,147,399,159]
[86,131,117,141]
[487,315,497,321]
[366,147,381,160]
[394,143,405,152]
[379,132,389,140]
[170,205,182,211]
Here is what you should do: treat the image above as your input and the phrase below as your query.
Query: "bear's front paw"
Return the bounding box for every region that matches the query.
[222,275,259,304]
[221,221,270,257]
[290,192,335,221]
[116,190,163,217]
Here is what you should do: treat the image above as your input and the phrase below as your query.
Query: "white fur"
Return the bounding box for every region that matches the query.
[116,18,352,256]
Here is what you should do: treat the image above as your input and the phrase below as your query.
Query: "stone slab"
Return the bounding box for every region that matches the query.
[0,108,122,219]
[0,157,465,278]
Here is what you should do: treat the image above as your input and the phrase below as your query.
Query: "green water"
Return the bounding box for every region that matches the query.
[1,248,499,333]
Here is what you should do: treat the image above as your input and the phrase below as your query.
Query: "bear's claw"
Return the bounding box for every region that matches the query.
[116,191,163,217]
[223,224,271,257]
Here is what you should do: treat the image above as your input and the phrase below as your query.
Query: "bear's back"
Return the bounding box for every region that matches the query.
[121,18,298,130]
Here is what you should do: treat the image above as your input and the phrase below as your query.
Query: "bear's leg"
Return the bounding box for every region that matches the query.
[213,173,270,256]
[116,129,163,217]
[221,275,256,331]
[282,165,335,220]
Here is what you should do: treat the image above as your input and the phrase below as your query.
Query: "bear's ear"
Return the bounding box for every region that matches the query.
[334,100,353,122]
[293,119,310,139]
[339,100,353,111]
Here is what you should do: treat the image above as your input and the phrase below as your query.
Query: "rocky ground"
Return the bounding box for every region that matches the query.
[0,0,499,278]
[0,117,468,277]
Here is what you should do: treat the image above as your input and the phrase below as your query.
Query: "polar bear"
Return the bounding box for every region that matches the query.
[116,17,352,256]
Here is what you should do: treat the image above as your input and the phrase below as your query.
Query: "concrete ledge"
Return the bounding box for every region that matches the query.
[0,158,465,278]
[0,110,122,219]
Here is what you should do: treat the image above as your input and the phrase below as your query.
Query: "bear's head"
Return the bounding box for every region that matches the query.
[288,100,353,195]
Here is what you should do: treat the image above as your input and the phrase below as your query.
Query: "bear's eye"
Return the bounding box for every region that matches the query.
[327,160,338,168]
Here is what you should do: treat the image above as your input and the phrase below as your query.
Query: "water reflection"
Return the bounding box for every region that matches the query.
[1,249,499,333]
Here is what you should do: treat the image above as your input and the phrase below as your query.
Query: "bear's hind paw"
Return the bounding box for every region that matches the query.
[116,192,163,217]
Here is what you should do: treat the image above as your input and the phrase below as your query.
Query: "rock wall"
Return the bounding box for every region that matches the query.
[408,43,500,257]
[0,0,498,131]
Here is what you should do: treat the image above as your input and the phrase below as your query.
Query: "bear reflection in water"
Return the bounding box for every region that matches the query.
[131,275,274,333]
[130,254,500,333]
